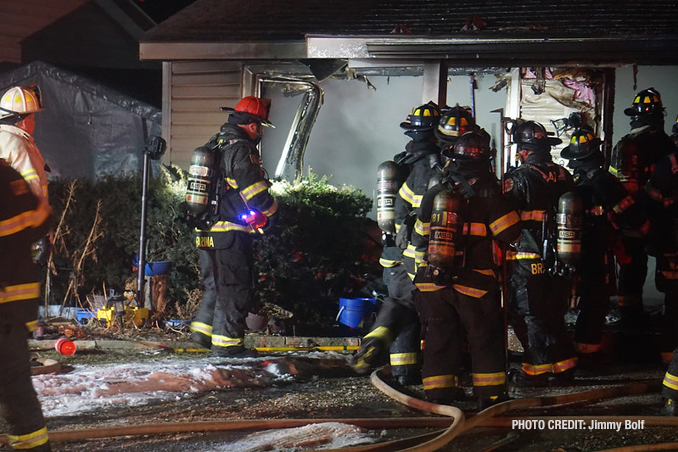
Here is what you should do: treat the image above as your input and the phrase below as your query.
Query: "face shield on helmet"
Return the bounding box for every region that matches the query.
[435,105,475,144]
[510,120,561,152]
[560,128,601,161]
[400,102,441,131]
[0,84,44,119]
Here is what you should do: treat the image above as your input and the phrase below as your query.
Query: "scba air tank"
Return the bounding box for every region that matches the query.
[185,146,215,215]
[428,189,463,270]
[556,191,583,265]
[376,161,400,233]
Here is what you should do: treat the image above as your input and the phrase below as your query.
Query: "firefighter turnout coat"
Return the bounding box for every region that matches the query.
[366,139,441,379]
[0,124,48,206]
[610,125,676,311]
[572,165,649,354]
[502,152,578,377]
[412,160,521,402]
[191,124,278,354]
[0,158,52,451]
[644,151,678,357]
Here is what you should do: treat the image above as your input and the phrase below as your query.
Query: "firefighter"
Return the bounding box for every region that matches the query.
[350,102,443,385]
[560,129,649,366]
[0,84,52,264]
[662,349,678,415]
[435,104,477,150]
[412,131,522,409]
[188,96,278,357]
[610,88,676,326]
[503,120,578,386]
[645,148,678,363]
[0,158,53,451]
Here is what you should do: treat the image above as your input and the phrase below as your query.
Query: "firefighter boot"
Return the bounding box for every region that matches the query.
[478,393,512,411]
[350,336,388,375]
[662,398,677,416]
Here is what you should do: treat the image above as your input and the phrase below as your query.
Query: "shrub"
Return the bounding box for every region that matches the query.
[47,168,382,333]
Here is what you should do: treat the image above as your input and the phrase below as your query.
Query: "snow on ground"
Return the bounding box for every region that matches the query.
[31,355,294,418]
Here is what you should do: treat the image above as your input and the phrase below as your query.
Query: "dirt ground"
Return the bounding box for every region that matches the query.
[8,320,678,452]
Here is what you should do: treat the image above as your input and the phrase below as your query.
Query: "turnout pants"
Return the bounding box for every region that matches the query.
[375,264,420,379]
[415,286,506,401]
[0,302,50,451]
[508,259,577,376]
[192,232,255,354]
[574,249,616,353]
[662,347,678,400]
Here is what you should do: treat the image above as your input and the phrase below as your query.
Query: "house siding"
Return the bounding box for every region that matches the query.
[165,60,243,168]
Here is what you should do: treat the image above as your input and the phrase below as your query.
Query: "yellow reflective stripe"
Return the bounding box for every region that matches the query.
[190,321,213,337]
[664,372,678,391]
[25,319,38,333]
[398,183,416,206]
[365,326,393,342]
[226,177,238,188]
[379,257,401,267]
[490,211,520,236]
[472,371,506,387]
[403,244,416,258]
[0,202,50,238]
[553,357,577,373]
[0,283,40,303]
[212,335,243,347]
[617,295,642,307]
[415,249,425,262]
[575,342,602,354]
[613,195,635,214]
[670,153,678,174]
[8,426,49,450]
[390,352,418,366]
[465,222,487,237]
[473,269,495,277]
[522,362,552,376]
[506,251,541,260]
[20,168,39,181]
[241,180,268,200]
[520,210,545,222]
[395,223,401,233]
[211,220,251,233]
[645,182,663,201]
[453,284,487,298]
[261,200,278,217]
[415,282,446,292]
[414,219,429,237]
[422,374,458,390]
[660,270,678,280]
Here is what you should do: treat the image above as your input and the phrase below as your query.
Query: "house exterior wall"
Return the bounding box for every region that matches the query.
[163,60,243,168]
[0,0,86,64]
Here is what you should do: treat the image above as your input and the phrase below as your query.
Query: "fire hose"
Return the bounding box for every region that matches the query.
[3,365,678,450]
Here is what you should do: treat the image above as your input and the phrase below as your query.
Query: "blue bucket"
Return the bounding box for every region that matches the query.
[337,297,378,331]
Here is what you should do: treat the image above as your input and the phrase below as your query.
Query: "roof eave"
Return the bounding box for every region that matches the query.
[307,34,678,66]
[139,41,307,61]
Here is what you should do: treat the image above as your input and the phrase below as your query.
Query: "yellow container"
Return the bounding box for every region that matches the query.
[96,306,149,327]
[96,307,115,326]
[126,307,149,327]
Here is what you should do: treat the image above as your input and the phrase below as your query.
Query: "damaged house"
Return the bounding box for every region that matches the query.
[139,0,678,198]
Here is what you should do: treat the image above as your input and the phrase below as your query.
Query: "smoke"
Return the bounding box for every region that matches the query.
[263,74,508,218]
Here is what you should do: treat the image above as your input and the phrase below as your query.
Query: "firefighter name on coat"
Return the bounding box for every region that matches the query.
[196,236,214,248]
